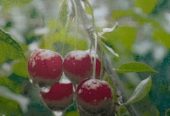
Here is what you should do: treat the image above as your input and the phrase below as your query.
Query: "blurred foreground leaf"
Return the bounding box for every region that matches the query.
[0,29,25,63]
[0,96,22,115]
[13,59,28,78]
[0,86,29,113]
[0,76,24,94]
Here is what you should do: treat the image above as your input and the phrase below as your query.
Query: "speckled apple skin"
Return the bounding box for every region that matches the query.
[76,79,112,114]
[41,83,73,110]
[63,50,101,84]
[28,49,63,85]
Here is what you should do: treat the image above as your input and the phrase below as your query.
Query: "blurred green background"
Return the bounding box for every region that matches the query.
[0,0,170,116]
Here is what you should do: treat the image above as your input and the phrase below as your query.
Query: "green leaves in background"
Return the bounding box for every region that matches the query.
[0,29,28,115]
[0,96,22,116]
[0,86,29,113]
[0,71,29,113]
[13,60,28,78]
[0,76,24,94]
[135,0,158,14]
[153,27,170,48]
[0,0,32,10]
[152,0,170,14]
[103,26,137,53]
[0,29,25,63]
[112,10,150,25]
[42,31,87,55]
[126,77,152,105]
[116,62,157,73]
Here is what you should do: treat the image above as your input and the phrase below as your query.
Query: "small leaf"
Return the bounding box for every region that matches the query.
[0,29,25,63]
[116,62,157,73]
[100,40,119,58]
[126,77,152,105]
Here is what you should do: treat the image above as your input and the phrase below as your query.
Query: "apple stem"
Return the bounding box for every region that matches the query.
[92,32,98,79]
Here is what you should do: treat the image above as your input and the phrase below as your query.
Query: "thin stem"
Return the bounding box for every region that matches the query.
[73,0,138,115]
[92,30,98,79]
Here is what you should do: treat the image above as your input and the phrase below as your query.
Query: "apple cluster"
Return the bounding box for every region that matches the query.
[28,49,113,114]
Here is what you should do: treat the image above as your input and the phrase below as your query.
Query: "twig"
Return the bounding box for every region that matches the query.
[73,0,138,115]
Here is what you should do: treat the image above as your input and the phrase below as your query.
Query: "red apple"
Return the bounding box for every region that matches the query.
[63,50,101,84]
[28,49,63,86]
[76,79,112,114]
[41,82,73,110]
[63,50,92,83]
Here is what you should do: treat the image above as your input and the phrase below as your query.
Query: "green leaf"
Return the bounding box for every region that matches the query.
[112,10,147,24]
[116,62,157,73]
[135,0,158,14]
[153,27,170,48]
[13,60,28,78]
[152,0,170,14]
[41,31,88,55]
[0,86,29,113]
[0,0,32,10]
[65,112,79,116]
[100,40,119,58]
[0,29,25,63]
[0,77,24,94]
[0,96,23,115]
[126,77,152,105]
[166,109,170,116]
[103,26,137,53]
[112,10,160,27]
